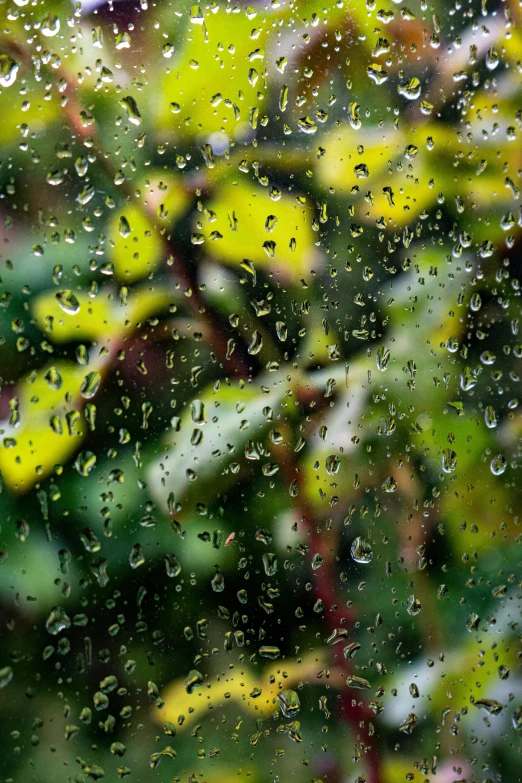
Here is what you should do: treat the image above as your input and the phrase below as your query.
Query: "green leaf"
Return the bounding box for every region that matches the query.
[148,371,291,512]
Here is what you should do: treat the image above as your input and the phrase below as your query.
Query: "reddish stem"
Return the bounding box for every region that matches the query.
[281,413,383,783]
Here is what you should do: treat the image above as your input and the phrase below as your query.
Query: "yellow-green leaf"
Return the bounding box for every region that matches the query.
[0,362,89,492]
[157,651,325,729]
[158,8,269,139]
[107,174,189,282]
[32,290,116,343]
[33,285,172,344]
[200,181,314,279]
[107,205,164,282]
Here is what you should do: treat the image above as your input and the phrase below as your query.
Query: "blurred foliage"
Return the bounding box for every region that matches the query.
[0,1,521,783]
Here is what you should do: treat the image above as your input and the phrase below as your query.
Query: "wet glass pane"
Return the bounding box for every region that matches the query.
[0,1,520,783]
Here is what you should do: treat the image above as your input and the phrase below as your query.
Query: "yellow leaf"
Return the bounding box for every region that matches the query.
[33,285,172,344]
[32,290,116,343]
[201,181,314,279]
[124,288,173,327]
[0,362,89,492]
[158,8,268,139]
[107,205,164,282]
[317,123,467,226]
[0,78,57,146]
[360,158,436,227]
[157,651,325,729]
[107,174,189,282]
[317,124,405,192]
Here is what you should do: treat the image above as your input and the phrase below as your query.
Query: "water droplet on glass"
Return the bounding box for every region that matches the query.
[441,448,457,473]
[0,54,19,88]
[56,290,80,315]
[398,77,422,100]
[184,669,204,694]
[80,371,101,399]
[325,454,340,475]
[41,14,60,37]
[75,451,97,477]
[490,454,507,476]
[46,606,71,635]
[278,690,300,718]
[259,645,280,659]
[211,570,225,592]
[346,675,371,689]
[350,537,373,564]
[407,595,422,616]
[120,96,141,126]
[474,699,503,716]
[484,405,498,429]
[399,713,418,734]
[262,552,278,576]
[45,366,63,391]
[348,102,361,129]
[118,215,131,238]
[382,476,397,493]
[376,345,390,370]
[0,667,13,688]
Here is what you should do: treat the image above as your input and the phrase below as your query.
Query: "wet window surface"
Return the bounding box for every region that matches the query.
[0,1,520,782]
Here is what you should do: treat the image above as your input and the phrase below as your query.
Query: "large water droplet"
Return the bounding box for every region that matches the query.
[350,536,373,564]
[120,96,141,126]
[56,290,80,315]
[184,669,204,694]
[490,454,507,476]
[0,54,19,88]
[45,606,71,635]
[41,14,60,37]
[441,448,457,473]
[278,690,300,718]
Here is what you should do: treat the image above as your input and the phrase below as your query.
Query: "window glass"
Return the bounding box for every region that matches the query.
[0,2,520,782]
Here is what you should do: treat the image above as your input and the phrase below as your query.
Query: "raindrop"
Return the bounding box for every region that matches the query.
[45,366,62,391]
[407,595,422,616]
[184,670,203,694]
[0,667,13,688]
[398,77,421,100]
[325,454,340,475]
[348,102,361,129]
[278,690,300,718]
[119,216,131,238]
[41,14,60,37]
[441,448,457,473]
[346,675,371,689]
[259,645,280,659]
[56,290,80,315]
[75,451,97,477]
[399,713,418,734]
[376,345,390,370]
[490,454,507,476]
[0,55,19,88]
[45,606,71,636]
[350,537,373,564]
[212,570,225,592]
[474,699,503,716]
[382,476,397,493]
[80,371,101,399]
[484,406,498,429]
